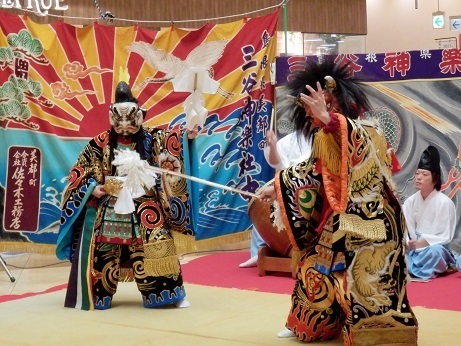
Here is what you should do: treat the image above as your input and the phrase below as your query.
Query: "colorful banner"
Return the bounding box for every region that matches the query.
[276,50,461,83]
[0,10,279,253]
[275,51,461,255]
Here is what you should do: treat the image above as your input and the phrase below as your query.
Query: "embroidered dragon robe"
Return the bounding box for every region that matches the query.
[274,114,418,345]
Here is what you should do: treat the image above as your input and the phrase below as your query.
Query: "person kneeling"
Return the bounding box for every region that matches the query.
[403,146,458,280]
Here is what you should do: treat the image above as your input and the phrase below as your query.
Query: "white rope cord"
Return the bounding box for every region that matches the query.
[14,0,289,25]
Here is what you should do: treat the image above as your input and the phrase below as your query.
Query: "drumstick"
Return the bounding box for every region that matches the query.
[149,165,259,199]
[270,107,275,132]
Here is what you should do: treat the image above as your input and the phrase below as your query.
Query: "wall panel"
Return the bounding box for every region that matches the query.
[0,0,366,34]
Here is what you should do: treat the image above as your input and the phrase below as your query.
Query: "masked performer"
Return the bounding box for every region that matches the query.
[56,81,194,310]
[403,145,457,280]
[258,58,418,345]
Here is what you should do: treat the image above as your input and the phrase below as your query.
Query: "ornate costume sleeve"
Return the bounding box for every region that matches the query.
[319,113,395,241]
[56,132,108,261]
[146,128,192,237]
[272,114,347,252]
[274,157,325,251]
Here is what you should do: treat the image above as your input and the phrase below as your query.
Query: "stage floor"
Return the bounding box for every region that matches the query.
[1,251,460,345]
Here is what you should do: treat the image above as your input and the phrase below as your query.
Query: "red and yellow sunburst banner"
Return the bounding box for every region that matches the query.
[0,9,279,253]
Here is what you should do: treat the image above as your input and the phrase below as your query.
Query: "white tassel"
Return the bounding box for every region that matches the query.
[114,185,136,214]
[184,91,208,130]
[270,200,286,232]
[111,149,158,214]
[171,66,220,131]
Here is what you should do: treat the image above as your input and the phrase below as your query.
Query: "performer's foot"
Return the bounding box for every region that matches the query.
[239,255,258,268]
[174,298,191,308]
[277,329,296,338]
[94,297,111,310]
[440,264,458,276]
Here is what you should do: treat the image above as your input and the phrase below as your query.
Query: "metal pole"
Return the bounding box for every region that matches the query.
[0,254,16,282]
[283,1,288,55]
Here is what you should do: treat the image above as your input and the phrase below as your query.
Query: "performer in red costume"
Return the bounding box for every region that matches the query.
[258,58,418,345]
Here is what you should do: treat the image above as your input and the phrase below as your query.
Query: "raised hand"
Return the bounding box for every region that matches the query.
[300,82,331,125]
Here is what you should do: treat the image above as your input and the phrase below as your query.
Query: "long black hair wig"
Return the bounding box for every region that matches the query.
[284,56,372,137]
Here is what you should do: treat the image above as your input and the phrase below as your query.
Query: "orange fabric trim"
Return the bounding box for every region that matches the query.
[320,113,349,213]
[275,173,300,251]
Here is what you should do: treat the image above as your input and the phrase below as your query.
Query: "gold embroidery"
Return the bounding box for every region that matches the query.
[143,239,177,259]
[143,234,180,276]
[347,241,397,313]
[339,213,386,241]
[103,177,124,196]
[144,255,181,276]
[313,131,341,175]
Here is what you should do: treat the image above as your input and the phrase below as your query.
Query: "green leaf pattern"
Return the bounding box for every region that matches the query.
[7,30,44,56]
[1,30,45,127]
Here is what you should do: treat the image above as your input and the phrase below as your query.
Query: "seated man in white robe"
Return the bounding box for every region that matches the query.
[403,145,458,280]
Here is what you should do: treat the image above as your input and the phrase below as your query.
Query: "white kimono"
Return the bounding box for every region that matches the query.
[249,130,313,257]
[403,189,457,279]
[263,130,314,171]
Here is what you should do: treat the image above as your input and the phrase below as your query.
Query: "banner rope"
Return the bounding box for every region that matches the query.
[11,0,289,25]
